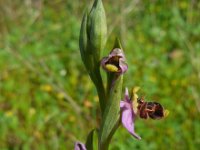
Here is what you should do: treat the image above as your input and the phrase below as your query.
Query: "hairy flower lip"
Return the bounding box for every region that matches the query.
[137,97,165,119]
[101,48,128,74]
[147,102,164,119]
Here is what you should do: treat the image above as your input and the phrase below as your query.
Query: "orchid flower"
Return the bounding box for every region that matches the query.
[120,87,168,140]
[101,48,128,74]
[120,88,141,140]
[74,142,86,150]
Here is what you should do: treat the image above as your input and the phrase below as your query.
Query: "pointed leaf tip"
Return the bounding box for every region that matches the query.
[113,37,122,49]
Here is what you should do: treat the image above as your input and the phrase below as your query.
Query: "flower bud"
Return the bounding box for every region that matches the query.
[79,10,94,73]
[79,1,107,113]
[79,0,107,73]
[79,10,88,66]
[87,0,107,60]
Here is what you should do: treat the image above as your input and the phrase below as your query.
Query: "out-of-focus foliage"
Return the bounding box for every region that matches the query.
[0,0,200,149]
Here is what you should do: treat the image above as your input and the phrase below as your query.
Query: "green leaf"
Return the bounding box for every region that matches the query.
[99,75,123,150]
[113,37,122,49]
[85,129,98,150]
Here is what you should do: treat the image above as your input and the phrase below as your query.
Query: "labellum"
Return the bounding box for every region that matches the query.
[137,97,167,119]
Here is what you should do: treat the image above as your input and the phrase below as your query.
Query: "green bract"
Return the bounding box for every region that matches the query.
[79,0,107,73]
[87,0,107,60]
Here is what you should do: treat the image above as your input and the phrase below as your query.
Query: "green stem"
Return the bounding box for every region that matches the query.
[95,75,106,114]
[99,121,120,150]
[90,67,106,115]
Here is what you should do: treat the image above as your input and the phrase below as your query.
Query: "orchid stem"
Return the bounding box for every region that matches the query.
[91,67,106,115]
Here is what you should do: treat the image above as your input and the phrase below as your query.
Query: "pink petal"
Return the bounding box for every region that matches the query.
[101,57,109,71]
[124,88,130,102]
[74,142,86,150]
[120,88,141,140]
[121,103,141,140]
[119,59,128,74]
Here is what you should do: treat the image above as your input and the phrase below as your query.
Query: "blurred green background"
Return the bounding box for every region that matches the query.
[0,0,200,149]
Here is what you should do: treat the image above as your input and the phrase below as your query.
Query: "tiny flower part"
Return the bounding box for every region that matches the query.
[120,88,141,140]
[104,64,119,72]
[101,48,128,74]
[74,142,86,150]
[131,87,140,114]
[137,97,166,119]
[164,109,170,117]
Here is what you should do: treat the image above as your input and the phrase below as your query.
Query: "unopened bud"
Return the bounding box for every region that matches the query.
[79,10,88,64]
[87,0,107,59]
[79,0,107,73]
